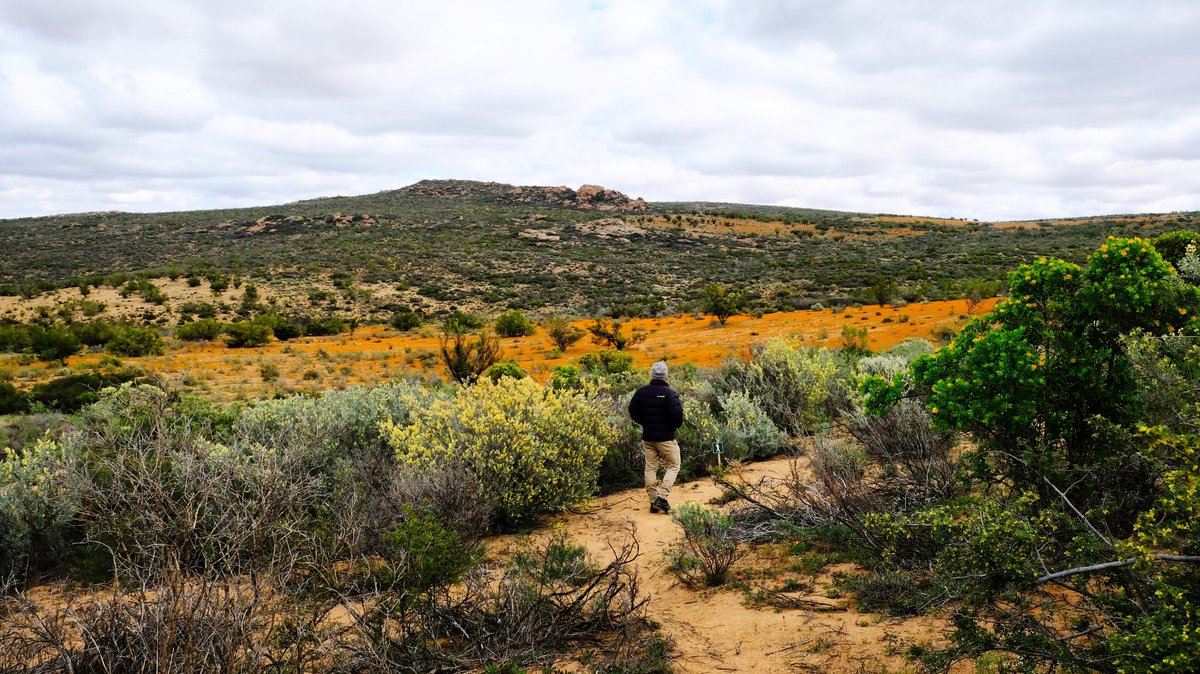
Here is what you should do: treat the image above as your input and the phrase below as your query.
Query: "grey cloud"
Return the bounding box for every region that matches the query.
[1,0,1199,220]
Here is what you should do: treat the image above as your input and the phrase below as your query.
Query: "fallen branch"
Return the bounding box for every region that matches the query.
[714,477,784,520]
[1037,554,1200,584]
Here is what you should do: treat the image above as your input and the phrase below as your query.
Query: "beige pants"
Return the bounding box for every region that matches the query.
[644,439,681,501]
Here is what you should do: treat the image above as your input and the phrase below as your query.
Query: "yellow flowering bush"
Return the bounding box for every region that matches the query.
[1110,428,1200,672]
[382,377,616,529]
[0,438,79,578]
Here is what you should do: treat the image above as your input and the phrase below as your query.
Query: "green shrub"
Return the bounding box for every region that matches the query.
[669,502,743,587]
[29,324,81,362]
[1107,429,1200,672]
[207,273,229,294]
[543,315,585,351]
[886,337,935,361]
[302,316,345,337]
[674,397,721,479]
[837,569,937,616]
[27,370,141,412]
[494,310,536,338]
[884,240,1199,515]
[383,377,615,529]
[485,360,526,381]
[379,508,483,602]
[699,282,747,325]
[224,321,271,348]
[441,310,484,334]
[840,325,870,356]
[1180,242,1200,282]
[258,362,279,382]
[138,281,168,305]
[856,354,909,379]
[0,323,32,353]
[236,382,438,475]
[71,320,119,347]
[391,310,422,331]
[176,318,223,341]
[0,381,27,414]
[1151,230,1200,266]
[106,326,164,357]
[578,349,634,375]
[549,365,582,391]
[178,301,217,319]
[440,330,501,385]
[716,390,786,460]
[252,312,299,340]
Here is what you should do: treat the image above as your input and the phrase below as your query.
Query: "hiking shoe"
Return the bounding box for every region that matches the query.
[649,500,661,514]
[653,497,671,514]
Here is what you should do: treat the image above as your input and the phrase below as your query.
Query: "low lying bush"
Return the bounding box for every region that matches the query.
[669,502,744,587]
[176,318,223,341]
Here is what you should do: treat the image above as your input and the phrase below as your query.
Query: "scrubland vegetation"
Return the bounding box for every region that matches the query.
[2,184,1200,673]
[3,181,1199,323]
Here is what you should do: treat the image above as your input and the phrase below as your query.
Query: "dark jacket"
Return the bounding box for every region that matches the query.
[628,380,685,442]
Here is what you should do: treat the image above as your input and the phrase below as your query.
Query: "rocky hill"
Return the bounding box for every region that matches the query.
[1,180,1196,320]
[394,180,650,212]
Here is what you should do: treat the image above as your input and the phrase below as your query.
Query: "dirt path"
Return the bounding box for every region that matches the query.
[515,456,952,673]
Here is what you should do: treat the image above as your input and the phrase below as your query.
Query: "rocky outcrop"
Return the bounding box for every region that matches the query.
[399,180,650,212]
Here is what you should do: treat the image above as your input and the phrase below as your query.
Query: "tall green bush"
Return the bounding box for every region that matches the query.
[856,238,1200,669]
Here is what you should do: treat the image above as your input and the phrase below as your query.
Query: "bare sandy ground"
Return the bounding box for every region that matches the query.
[502,455,956,673]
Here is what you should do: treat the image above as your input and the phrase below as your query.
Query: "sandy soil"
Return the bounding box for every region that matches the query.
[500,455,956,674]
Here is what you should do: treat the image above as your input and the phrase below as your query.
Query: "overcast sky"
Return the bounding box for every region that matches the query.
[2,0,1199,220]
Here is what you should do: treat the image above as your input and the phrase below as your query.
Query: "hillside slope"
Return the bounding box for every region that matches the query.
[2,180,1196,317]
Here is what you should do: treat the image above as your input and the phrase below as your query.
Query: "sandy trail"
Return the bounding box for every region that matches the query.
[508,456,952,673]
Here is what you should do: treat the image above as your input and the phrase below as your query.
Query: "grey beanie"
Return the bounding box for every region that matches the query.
[650,361,669,381]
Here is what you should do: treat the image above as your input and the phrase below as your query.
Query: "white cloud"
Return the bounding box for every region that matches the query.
[0,0,1198,220]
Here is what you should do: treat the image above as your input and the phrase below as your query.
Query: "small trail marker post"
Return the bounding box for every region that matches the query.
[712,440,724,470]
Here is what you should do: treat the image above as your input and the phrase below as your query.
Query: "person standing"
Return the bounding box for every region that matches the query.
[628,361,685,514]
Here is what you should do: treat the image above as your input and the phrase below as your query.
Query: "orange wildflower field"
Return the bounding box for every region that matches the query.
[61,298,996,401]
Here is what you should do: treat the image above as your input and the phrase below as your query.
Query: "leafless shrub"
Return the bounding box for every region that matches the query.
[842,400,959,501]
[717,438,898,553]
[0,573,286,674]
[76,430,322,583]
[342,530,652,671]
[393,462,492,543]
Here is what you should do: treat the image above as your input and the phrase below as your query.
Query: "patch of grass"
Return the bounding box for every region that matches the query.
[834,570,940,617]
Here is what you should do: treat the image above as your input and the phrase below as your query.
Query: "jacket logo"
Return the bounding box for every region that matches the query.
[656,395,666,398]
